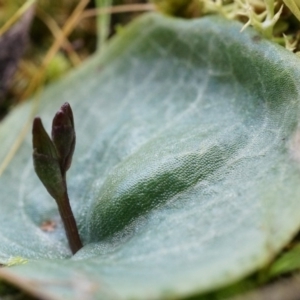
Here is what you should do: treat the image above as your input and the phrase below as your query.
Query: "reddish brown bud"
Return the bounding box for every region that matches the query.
[51,102,75,172]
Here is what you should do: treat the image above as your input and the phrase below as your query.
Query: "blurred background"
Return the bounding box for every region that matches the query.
[0,0,156,119]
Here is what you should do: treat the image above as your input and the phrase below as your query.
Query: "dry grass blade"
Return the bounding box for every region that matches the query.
[21,0,90,100]
[36,8,81,67]
[80,3,155,20]
[0,0,36,37]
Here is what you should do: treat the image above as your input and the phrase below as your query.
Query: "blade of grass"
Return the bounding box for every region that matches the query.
[95,0,113,51]
[282,0,300,22]
[0,0,36,37]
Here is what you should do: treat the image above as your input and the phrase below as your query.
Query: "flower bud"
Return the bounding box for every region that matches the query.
[33,117,58,159]
[51,102,75,172]
[32,117,65,200]
[32,105,82,254]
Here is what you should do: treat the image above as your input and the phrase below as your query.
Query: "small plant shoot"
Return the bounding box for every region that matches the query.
[2,8,300,300]
[32,102,82,254]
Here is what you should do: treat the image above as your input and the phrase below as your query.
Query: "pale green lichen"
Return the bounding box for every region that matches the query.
[239,0,283,39]
[199,0,300,50]
[284,33,298,51]
[201,0,240,19]
[200,0,283,39]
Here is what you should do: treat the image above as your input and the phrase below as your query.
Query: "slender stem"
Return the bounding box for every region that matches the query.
[57,177,82,254]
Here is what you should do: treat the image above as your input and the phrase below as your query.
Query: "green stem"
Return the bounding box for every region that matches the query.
[57,177,82,254]
[96,0,112,50]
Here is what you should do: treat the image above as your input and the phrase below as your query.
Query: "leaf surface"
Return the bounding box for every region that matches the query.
[1,13,300,300]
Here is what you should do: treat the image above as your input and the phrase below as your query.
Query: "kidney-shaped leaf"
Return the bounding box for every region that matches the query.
[1,13,300,300]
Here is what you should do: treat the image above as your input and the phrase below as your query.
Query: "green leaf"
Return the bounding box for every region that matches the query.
[266,243,300,278]
[1,13,300,299]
